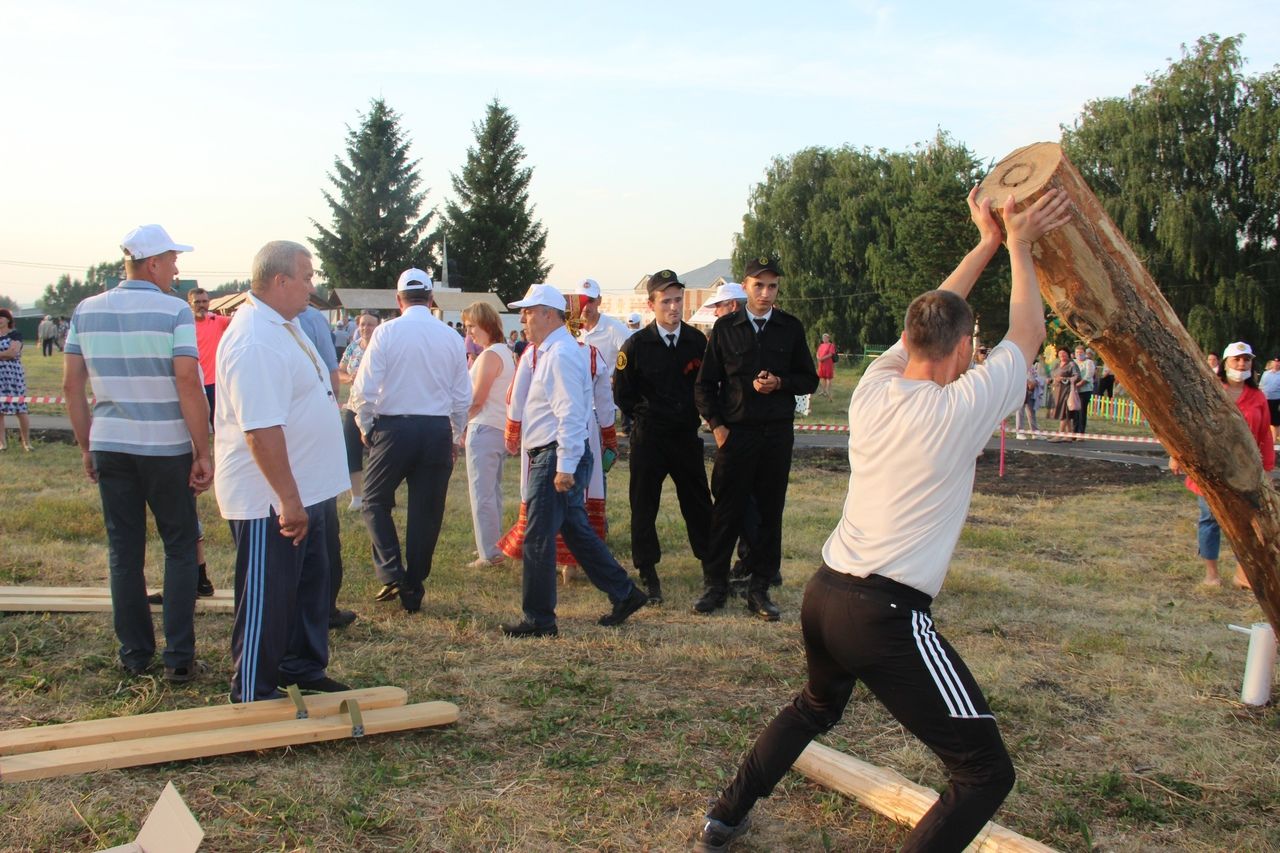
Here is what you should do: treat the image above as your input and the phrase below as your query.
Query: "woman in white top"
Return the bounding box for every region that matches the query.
[463,302,516,568]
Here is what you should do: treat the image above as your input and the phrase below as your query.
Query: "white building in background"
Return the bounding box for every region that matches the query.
[599,259,733,327]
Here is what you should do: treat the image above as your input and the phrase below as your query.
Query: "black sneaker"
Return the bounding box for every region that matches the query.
[644,578,663,605]
[745,589,781,622]
[501,619,558,638]
[374,581,401,602]
[329,609,358,629]
[694,812,751,852]
[693,586,728,614]
[197,566,215,597]
[598,586,647,627]
[164,659,210,683]
[285,676,351,693]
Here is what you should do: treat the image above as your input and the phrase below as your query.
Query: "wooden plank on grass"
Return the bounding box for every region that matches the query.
[794,742,1058,853]
[0,596,233,614]
[0,586,233,601]
[1,701,460,782]
[0,686,408,756]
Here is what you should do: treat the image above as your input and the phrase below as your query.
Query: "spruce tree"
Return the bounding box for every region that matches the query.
[442,99,550,303]
[312,98,436,290]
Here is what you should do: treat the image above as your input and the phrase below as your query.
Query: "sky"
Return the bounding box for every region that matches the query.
[1,1,1277,307]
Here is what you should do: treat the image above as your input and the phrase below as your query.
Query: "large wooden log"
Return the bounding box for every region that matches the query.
[976,143,1280,634]
[794,743,1057,852]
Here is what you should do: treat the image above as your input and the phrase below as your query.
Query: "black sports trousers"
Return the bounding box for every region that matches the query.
[711,565,1015,852]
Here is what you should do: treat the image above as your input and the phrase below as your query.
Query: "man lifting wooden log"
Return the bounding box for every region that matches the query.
[693,186,1071,853]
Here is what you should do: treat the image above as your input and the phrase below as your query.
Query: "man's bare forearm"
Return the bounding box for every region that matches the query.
[244,427,302,509]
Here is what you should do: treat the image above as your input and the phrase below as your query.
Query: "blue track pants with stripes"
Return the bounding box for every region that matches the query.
[229,503,331,703]
[710,565,1015,852]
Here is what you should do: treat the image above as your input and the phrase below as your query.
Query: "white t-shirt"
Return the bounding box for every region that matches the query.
[580,313,632,375]
[213,296,349,520]
[821,339,1026,597]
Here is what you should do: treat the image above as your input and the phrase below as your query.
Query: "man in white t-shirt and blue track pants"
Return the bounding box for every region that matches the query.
[694,187,1072,853]
[215,241,351,702]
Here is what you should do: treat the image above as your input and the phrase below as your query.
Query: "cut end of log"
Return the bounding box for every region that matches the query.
[975,142,1063,211]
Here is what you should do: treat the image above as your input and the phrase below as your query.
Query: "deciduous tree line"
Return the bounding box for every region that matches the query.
[737,34,1280,356]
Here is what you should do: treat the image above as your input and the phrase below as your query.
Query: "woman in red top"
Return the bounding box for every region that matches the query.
[1169,341,1275,588]
[815,333,837,400]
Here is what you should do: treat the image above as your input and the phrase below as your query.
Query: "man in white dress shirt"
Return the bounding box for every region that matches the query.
[215,240,351,702]
[693,189,1072,852]
[575,278,632,370]
[500,284,647,638]
[350,269,471,614]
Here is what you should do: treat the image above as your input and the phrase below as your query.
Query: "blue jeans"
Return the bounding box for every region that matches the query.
[521,442,634,627]
[95,450,199,671]
[1197,496,1221,560]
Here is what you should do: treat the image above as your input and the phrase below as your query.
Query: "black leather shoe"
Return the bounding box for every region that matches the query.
[197,567,215,597]
[329,609,358,629]
[284,676,351,693]
[501,620,558,638]
[598,586,648,626]
[146,592,163,605]
[636,567,663,605]
[693,586,728,614]
[374,582,401,602]
[745,589,781,622]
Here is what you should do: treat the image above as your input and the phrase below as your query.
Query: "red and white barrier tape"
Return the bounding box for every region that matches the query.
[0,395,73,404]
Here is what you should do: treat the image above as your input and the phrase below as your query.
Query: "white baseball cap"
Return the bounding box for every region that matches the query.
[508,283,566,311]
[397,268,433,292]
[120,224,193,260]
[703,282,747,307]
[627,312,642,325]
[1223,341,1254,359]
[576,278,601,299]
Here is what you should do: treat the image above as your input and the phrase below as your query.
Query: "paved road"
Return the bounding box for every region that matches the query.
[28,413,1173,469]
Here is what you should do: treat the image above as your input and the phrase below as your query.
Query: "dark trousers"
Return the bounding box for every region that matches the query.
[361,415,453,608]
[322,496,344,613]
[42,337,54,356]
[229,503,330,702]
[341,408,365,474]
[628,420,712,575]
[94,450,199,671]
[203,384,216,428]
[521,442,636,628]
[704,422,794,592]
[1073,391,1092,433]
[712,567,1014,851]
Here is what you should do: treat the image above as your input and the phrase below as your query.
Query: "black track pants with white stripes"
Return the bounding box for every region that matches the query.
[711,566,1015,852]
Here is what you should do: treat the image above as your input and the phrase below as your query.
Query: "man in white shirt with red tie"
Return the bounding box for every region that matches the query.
[500,284,647,638]
[215,240,350,702]
[350,268,471,614]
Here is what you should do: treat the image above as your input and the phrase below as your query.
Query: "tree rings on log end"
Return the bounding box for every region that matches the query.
[975,142,1063,210]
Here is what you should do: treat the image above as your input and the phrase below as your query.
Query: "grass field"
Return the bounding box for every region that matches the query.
[1,431,1276,850]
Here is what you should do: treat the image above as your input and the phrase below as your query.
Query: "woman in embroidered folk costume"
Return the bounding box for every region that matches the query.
[498,292,618,578]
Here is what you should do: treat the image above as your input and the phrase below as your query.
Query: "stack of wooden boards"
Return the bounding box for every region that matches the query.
[0,585,234,614]
[1,686,459,782]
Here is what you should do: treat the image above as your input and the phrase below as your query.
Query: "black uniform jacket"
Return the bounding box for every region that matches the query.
[694,307,818,429]
[614,321,708,431]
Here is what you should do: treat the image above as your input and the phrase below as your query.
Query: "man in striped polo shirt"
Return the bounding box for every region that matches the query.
[62,224,213,683]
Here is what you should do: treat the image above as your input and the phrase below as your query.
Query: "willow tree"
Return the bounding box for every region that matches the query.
[1062,34,1280,355]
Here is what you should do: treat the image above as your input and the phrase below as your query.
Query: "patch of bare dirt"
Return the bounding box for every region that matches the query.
[790,447,1169,498]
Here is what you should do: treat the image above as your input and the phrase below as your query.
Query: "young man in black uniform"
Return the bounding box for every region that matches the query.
[614,269,714,604]
[693,257,818,621]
